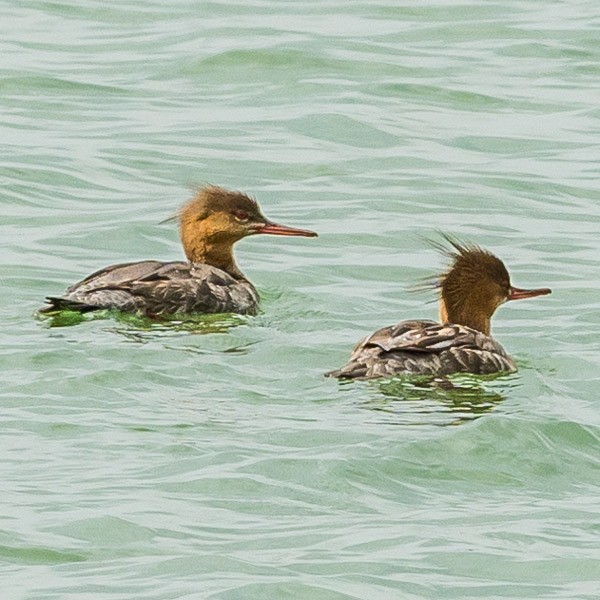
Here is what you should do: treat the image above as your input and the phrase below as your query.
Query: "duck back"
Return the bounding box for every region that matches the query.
[327,320,516,379]
[42,260,259,316]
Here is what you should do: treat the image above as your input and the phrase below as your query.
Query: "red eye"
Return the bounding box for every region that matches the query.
[233,210,249,222]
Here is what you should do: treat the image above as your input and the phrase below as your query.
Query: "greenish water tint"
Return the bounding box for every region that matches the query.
[1,1,599,598]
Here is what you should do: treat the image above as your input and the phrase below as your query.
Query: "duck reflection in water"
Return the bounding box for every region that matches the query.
[356,375,510,426]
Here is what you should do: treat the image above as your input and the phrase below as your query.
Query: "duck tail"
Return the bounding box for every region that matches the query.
[39,297,100,314]
[324,362,368,380]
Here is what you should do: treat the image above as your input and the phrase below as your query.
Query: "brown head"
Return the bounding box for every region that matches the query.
[177,186,317,277]
[436,236,551,335]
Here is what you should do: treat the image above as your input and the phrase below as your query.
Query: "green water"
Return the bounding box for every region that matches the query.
[2,1,599,598]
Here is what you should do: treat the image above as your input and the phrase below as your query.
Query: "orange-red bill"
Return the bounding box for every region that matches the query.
[508,286,552,301]
[257,222,318,237]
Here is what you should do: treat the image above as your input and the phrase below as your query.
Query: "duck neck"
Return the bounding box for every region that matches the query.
[439,297,491,336]
[185,239,245,280]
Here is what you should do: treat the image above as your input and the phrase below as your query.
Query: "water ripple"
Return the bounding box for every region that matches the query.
[2,0,600,598]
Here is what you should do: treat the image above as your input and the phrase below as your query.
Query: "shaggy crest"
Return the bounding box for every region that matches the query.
[178,185,263,223]
[421,233,514,335]
[435,234,510,299]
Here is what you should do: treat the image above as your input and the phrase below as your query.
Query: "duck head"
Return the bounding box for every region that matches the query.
[177,186,317,276]
[437,236,551,336]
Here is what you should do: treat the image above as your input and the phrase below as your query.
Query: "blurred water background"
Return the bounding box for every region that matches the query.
[1,1,599,598]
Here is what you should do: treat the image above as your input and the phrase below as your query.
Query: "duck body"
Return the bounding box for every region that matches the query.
[326,319,516,380]
[41,185,316,318]
[44,260,259,316]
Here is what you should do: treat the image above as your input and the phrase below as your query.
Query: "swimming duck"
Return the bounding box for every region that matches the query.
[41,185,317,317]
[326,237,551,379]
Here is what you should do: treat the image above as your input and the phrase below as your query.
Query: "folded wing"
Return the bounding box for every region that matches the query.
[328,320,516,379]
[42,261,259,316]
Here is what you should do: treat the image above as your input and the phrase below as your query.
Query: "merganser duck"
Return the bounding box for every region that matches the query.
[326,237,551,379]
[41,185,317,317]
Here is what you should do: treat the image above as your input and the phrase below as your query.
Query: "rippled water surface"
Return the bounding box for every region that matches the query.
[2,1,600,598]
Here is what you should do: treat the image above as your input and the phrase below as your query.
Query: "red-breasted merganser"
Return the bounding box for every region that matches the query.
[41,185,317,317]
[326,237,551,379]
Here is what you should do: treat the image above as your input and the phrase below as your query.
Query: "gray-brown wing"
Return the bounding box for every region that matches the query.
[42,260,173,312]
[127,263,259,315]
[327,320,516,379]
[43,261,259,316]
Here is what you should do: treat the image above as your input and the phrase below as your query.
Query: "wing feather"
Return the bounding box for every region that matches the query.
[328,320,516,379]
[42,261,259,316]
